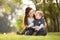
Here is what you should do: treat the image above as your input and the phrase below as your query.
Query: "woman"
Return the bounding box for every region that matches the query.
[20,7,35,35]
[17,7,47,35]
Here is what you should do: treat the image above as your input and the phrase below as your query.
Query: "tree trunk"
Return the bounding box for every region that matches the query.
[56,0,60,32]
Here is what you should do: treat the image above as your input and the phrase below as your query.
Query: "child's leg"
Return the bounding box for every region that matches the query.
[35,29,47,36]
[41,30,47,36]
[33,30,38,35]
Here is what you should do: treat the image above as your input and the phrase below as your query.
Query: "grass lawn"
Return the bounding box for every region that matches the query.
[0,32,60,40]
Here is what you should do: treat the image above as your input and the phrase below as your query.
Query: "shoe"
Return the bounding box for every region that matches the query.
[33,32,37,35]
[16,31,21,35]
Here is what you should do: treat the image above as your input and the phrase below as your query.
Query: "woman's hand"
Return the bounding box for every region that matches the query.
[25,25,29,28]
[33,26,39,31]
[32,26,38,29]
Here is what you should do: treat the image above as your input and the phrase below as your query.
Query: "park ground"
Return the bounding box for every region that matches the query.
[0,32,60,40]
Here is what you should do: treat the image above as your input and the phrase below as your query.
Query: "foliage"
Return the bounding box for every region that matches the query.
[32,0,60,32]
[0,0,60,32]
[10,0,21,6]
[15,16,24,31]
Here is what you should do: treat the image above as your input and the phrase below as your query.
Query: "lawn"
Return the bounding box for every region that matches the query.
[0,32,60,40]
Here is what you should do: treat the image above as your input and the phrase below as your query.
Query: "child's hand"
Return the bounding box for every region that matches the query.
[35,28,39,31]
[32,26,37,29]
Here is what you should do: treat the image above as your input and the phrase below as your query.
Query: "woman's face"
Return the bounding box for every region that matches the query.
[28,10,35,17]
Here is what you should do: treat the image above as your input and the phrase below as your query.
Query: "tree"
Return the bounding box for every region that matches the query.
[32,0,60,32]
[56,0,60,32]
[0,0,21,33]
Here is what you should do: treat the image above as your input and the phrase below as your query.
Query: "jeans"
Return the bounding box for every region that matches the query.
[35,29,47,36]
[21,27,35,35]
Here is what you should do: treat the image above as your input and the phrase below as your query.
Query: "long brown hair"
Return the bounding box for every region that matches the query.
[24,7,35,26]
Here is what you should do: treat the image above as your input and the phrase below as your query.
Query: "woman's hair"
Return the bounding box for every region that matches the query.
[24,7,35,26]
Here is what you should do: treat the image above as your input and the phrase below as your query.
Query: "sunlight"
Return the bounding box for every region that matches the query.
[22,0,36,11]
[53,0,59,3]
[15,0,36,16]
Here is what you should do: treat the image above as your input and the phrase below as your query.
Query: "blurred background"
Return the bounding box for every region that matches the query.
[0,0,60,34]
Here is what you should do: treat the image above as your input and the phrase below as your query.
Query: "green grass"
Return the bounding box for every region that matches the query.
[0,32,60,40]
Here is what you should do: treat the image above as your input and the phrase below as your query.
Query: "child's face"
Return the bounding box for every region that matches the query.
[35,13,42,19]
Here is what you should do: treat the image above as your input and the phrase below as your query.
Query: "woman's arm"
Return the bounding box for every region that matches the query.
[27,22,34,27]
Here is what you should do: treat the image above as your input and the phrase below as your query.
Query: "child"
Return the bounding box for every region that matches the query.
[27,11,47,35]
[28,11,44,30]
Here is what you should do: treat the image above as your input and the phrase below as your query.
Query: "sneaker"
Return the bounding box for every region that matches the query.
[16,31,21,35]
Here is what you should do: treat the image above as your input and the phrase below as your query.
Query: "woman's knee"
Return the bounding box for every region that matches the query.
[26,30,34,35]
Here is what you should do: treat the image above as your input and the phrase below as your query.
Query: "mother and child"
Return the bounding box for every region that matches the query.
[17,7,47,36]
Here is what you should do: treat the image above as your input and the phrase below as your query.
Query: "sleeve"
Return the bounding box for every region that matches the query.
[28,22,34,27]
[44,22,47,27]
[39,24,44,29]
